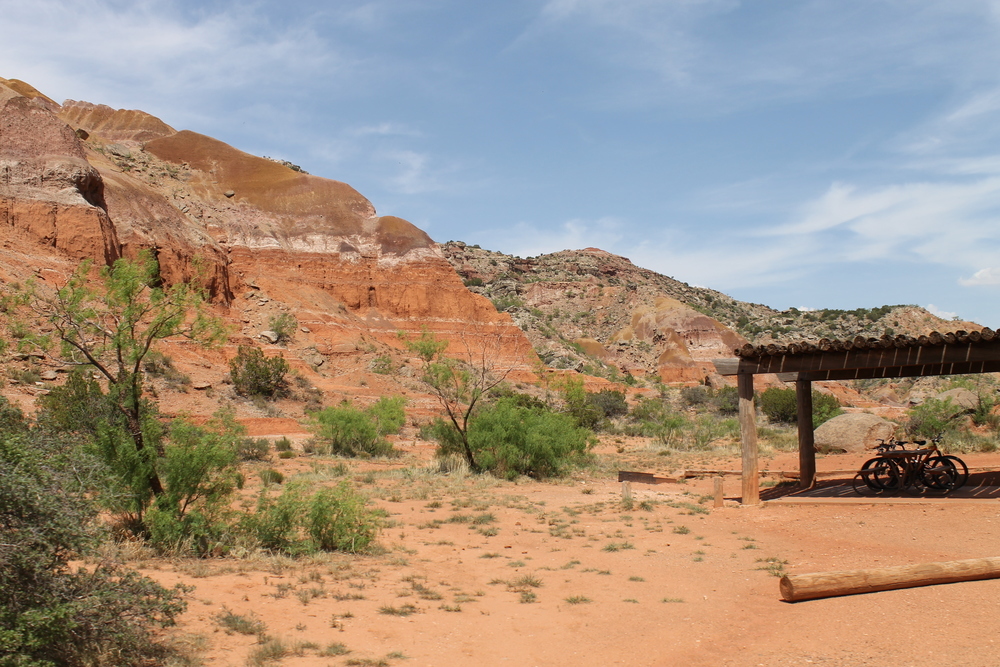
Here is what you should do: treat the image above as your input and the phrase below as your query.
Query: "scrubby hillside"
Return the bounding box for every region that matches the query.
[441,241,976,384]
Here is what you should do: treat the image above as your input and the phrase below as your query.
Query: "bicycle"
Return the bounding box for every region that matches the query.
[852,434,968,495]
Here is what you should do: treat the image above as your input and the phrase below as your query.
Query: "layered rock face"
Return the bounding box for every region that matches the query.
[0,78,536,376]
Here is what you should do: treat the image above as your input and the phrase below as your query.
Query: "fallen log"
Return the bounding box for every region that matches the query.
[780,556,1000,602]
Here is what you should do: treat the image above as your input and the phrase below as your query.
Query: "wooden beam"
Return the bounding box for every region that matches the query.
[794,359,1000,381]
[738,372,759,505]
[714,340,1000,376]
[795,378,815,490]
[780,556,1000,602]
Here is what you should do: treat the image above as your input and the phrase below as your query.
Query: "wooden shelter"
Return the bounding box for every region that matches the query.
[712,328,1000,504]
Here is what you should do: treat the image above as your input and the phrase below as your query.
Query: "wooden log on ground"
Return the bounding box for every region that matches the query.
[779,556,1000,602]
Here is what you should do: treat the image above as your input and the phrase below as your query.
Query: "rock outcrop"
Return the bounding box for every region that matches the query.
[0,78,538,403]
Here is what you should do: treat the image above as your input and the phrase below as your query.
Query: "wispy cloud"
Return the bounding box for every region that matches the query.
[960,267,1000,286]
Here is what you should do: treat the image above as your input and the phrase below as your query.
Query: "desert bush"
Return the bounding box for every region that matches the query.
[432,397,593,479]
[627,398,688,447]
[758,387,841,428]
[305,483,380,552]
[238,437,272,461]
[907,397,961,439]
[559,377,603,430]
[588,388,628,419]
[142,350,191,389]
[0,407,188,666]
[366,396,407,436]
[240,482,381,554]
[308,404,393,457]
[268,312,298,344]
[680,386,711,407]
[259,468,285,486]
[230,345,289,398]
[711,385,739,415]
[275,436,293,452]
[758,388,798,423]
[145,409,245,553]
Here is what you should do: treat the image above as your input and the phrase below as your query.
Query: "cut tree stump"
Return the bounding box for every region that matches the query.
[780,556,1000,602]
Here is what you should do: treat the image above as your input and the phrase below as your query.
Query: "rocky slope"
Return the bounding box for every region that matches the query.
[441,242,976,386]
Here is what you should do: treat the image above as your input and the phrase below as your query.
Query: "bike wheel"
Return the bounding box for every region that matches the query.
[859,457,900,492]
[941,455,969,489]
[921,456,960,491]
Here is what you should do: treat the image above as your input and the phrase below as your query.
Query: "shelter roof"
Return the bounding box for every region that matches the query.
[714,327,1000,381]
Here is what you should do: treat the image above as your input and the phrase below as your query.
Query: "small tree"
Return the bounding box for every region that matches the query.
[402,328,511,472]
[7,251,226,509]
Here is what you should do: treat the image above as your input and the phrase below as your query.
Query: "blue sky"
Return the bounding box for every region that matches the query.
[3,0,999,327]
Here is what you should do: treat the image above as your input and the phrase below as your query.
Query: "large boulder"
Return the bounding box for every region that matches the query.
[934,388,978,412]
[814,412,898,454]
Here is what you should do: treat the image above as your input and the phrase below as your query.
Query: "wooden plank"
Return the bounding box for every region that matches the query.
[617,471,683,484]
[796,378,816,490]
[738,372,759,505]
[780,557,1000,602]
[713,476,724,508]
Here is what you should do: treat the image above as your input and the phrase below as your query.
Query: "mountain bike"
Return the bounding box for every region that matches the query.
[852,434,968,495]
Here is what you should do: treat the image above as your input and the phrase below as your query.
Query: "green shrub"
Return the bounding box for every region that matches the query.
[0,409,188,666]
[560,378,603,430]
[146,409,245,553]
[230,345,289,398]
[907,397,961,439]
[260,468,285,486]
[308,403,394,457]
[759,388,841,428]
[627,398,688,447]
[240,482,381,555]
[759,388,798,423]
[680,386,711,407]
[366,396,407,436]
[588,389,628,418]
[433,397,593,479]
[275,436,293,452]
[305,483,380,552]
[268,312,298,344]
[238,437,272,461]
[711,386,739,415]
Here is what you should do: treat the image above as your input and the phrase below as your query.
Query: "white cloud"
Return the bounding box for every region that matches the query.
[960,267,1000,285]
[926,303,958,320]
[482,217,625,258]
[0,0,347,119]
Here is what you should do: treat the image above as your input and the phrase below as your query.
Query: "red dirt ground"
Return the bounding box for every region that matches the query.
[132,443,1000,667]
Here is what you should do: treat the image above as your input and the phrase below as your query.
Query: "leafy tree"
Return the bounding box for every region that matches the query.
[229,345,289,397]
[0,398,188,666]
[7,251,225,502]
[402,328,511,472]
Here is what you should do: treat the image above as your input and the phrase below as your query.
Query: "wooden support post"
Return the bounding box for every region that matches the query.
[795,378,816,490]
[737,372,759,505]
[780,557,1000,602]
[713,476,724,508]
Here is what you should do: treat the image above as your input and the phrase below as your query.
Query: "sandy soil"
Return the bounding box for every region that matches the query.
[139,442,1000,667]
